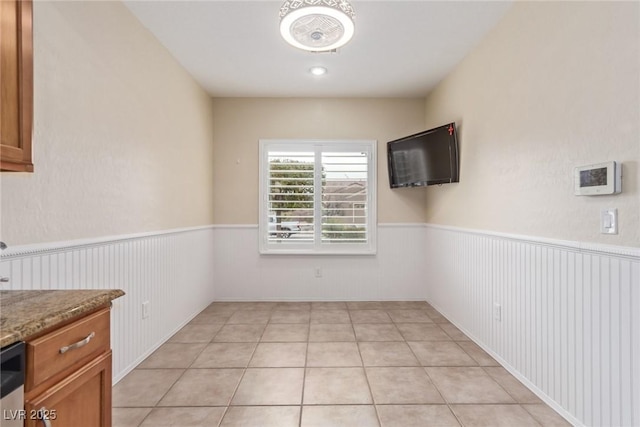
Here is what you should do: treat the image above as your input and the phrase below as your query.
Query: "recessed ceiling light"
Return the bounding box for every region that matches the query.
[310,66,328,76]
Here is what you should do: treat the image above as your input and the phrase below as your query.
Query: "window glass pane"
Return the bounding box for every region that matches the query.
[268,151,315,243]
[321,152,368,244]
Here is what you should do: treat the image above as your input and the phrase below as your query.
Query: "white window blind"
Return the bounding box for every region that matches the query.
[259,140,377,255]
[268,151,315,243]
[321,152,368,244]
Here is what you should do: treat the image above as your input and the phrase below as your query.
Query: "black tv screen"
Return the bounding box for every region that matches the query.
[387,122,459,188]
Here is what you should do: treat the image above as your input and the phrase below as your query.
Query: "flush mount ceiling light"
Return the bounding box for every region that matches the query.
[279,0,355,52]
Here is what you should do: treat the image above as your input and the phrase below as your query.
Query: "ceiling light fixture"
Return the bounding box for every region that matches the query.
[310,66,328,76]
[279,0,355,52]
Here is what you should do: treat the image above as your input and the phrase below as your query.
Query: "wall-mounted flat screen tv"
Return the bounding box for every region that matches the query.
[387,122,459,188]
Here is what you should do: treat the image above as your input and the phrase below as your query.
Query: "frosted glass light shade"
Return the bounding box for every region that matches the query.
[279,0,355,52]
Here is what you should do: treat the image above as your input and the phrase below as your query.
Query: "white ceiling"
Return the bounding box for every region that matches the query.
[124,1,512,98]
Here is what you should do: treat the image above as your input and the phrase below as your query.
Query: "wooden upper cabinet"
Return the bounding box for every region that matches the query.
[1,0,33,172]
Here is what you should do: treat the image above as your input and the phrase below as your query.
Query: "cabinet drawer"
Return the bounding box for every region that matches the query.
[26,308,110,390]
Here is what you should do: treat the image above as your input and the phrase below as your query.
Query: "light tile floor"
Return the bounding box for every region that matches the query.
[113,301,572,426]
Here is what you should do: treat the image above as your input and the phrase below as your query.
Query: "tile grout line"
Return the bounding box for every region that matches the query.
[215,307,261,426]
[225,317,268,408]
[136,310,236,426]
[299,314,312,427]
[211,308,239,427]
[351,311,383,427]
[115,302,560,426]
[395,307,458,426]
[393,310,453,423]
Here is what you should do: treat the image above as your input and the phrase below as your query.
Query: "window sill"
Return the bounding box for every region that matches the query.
[259,248,377,256]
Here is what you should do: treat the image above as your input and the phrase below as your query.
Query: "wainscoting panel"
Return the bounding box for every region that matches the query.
[0,226,216,383]
[424,224,640,427]
[211,224,428,301]
[4,221,637,425]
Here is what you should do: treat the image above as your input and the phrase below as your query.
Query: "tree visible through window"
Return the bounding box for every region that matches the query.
[260,140,377,254]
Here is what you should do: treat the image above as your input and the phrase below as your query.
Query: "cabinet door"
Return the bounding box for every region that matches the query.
[24,352,112,427]
[0,0,33,172]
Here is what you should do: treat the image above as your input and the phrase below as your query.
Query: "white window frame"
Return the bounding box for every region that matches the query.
[259,139,377,255]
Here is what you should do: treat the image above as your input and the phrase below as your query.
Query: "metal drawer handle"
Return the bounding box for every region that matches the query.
[38,407,52,427]
[59,331,95,354]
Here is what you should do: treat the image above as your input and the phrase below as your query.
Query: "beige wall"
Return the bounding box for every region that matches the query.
[424,1,639,247]
[0,1,215,246]
[211,98,426,224]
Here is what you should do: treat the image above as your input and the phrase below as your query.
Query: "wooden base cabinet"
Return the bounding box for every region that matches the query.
[24,307,113,427]
[24,352,112,427]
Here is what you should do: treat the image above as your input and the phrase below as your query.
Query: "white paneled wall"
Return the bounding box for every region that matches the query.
[3,221,638,426]
[0,226,216,383]
[212,224,428,301]
[424,224,640,427]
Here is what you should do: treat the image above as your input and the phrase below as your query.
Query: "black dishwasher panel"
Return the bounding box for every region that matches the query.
[0,341,25,398]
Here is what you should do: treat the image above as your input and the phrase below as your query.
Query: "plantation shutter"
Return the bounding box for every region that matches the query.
[321,151,368,244]
[267,151,315,244]
[260,140,376,254]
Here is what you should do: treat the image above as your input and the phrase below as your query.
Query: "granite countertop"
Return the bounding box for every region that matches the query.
[0,289,125,347]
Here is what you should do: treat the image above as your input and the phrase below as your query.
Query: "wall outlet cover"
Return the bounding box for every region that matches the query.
[142,301,150,319]
[493,303,502,321]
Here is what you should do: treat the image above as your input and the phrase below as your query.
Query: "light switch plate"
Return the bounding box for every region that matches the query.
[600,208,618,234]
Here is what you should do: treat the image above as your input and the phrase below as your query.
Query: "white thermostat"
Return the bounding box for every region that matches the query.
[574,161,622,196]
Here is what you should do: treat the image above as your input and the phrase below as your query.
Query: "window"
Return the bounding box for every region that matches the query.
[259,139,377,254]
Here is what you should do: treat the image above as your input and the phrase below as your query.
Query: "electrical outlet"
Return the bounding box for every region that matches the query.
[493,303,501,321]
[142,301,150,319]
[314,267,322,278]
